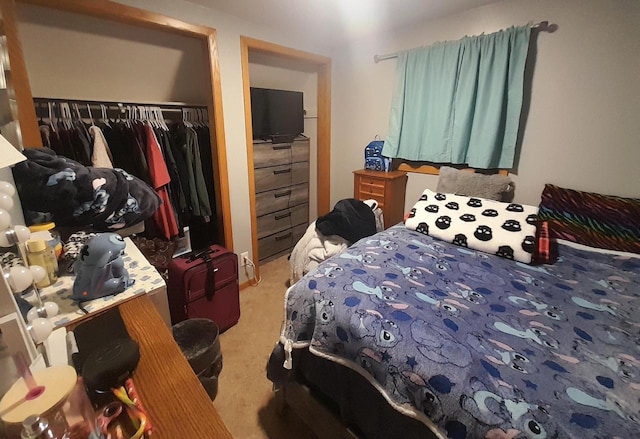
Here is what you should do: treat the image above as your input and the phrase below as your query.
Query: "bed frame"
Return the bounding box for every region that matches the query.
[275,382,360,439]
[273,348,440,439]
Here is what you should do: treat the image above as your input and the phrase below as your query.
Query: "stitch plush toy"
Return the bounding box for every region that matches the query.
[72,233,133,301]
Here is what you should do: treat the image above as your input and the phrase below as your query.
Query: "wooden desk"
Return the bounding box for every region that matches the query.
[118,295,232,438]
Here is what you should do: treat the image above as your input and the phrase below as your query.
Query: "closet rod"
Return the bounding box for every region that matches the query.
[373,20,552,63]
[32,97,207,112]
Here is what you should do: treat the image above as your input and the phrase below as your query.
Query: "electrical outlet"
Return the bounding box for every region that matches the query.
[240,251,249,266]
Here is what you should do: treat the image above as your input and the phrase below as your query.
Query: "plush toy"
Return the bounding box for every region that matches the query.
[72,233,133,301]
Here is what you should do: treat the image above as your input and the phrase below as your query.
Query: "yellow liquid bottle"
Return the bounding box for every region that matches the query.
[26,239,59,287]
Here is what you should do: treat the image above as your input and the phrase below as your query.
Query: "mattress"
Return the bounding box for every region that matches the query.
[274,224,640,438]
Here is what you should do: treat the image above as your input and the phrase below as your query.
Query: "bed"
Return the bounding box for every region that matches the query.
[267,181,640,439]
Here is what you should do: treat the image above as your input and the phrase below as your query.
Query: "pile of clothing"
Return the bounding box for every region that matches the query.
[12,147,160,232]
[289,198,383,284]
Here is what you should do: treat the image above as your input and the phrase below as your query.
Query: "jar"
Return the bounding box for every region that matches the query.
[28,223,63,260]
[26,239,58,287]
[20,415,58,438]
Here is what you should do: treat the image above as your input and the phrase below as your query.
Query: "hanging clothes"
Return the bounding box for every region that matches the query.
[154,127,187,234]
[144,124,179,240]
[185,127,212,217]
[196,125,216,218]
[89,125,114,168]
[34,99,217,244]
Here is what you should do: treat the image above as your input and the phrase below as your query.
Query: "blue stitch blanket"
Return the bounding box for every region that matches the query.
[280,225,640,438]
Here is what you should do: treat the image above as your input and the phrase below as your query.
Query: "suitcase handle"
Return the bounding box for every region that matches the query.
[188,247,220,262]
[203,253,219,301]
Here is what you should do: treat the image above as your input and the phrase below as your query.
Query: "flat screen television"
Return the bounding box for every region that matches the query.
[250,87,304,140]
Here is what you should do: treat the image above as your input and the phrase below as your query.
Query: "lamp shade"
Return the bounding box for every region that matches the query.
[0,133,26,169]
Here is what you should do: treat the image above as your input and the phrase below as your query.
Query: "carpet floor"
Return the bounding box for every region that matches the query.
[214,255,318,439]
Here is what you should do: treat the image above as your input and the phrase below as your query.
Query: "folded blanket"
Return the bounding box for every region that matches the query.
[13,147,160,231]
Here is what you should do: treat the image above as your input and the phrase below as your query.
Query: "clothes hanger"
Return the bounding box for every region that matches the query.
[87,104,96,127]
[47,102,56,132]
[155,107,168,131]
[181,108,191,128]
[72,103,82,123]
[60,103,72,129]
[100,104,111,128]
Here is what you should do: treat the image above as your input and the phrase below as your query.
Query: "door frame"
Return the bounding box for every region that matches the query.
[240,36,331,276]
[3,0,233,249]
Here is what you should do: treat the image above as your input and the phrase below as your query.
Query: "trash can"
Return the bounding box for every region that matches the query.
[172,318,223,400]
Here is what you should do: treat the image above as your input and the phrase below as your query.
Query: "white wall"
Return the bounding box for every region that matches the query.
[331,0,640,210]
[17,5,208,104]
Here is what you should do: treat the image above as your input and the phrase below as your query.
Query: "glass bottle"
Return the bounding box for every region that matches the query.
[28,222,63,260]
[26,239,58,287]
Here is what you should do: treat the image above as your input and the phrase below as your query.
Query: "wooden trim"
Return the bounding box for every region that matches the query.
[204,32,233,250]
[397,162,509,176]
[241,36,331,66]
[316,61,332,216]
[240,37,260,280]
[17,0,215,37]
[240,36,331,270]
[10,0,234,249]
[0,0,41,148]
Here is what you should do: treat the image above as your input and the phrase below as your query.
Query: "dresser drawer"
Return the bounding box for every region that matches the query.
[255,162,309,193]
[353,169,407,229]
[253,138,309,168]
[258,223,307,261]
[255,183,309,217]
[356,176,385,197]
[257,203,309,239]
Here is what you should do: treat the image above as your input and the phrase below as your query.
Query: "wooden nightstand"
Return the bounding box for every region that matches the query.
[353,169,408,228]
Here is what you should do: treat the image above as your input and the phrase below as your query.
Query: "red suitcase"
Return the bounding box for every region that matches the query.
[167,245,240,332]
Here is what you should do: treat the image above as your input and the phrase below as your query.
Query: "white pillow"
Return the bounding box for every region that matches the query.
[405,189,539,263]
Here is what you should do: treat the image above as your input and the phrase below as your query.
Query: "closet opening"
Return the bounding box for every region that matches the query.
[240,36,331,278]
[3,0,232,250]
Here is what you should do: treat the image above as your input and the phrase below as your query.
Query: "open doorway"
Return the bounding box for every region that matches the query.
[240,37,331,278]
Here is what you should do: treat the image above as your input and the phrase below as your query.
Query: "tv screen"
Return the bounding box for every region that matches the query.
[250,87,304,140]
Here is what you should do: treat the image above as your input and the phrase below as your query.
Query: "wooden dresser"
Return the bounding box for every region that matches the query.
[253,136,310,262]
[353,169,408,228]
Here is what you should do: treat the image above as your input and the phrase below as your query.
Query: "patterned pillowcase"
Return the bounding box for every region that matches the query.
[405,189,539,263]
[537,184,640,254]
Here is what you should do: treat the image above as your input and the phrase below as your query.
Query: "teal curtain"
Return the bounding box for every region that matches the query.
[382,26,531,169]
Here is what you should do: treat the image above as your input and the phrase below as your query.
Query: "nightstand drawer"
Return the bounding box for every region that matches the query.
[257,203,309,239]
[255,162,309,193]
[353,169,407,229]
[255,183,309,217]
[253,138,309,168]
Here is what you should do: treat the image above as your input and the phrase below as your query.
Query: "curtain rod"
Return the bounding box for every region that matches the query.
[373,21,551,63]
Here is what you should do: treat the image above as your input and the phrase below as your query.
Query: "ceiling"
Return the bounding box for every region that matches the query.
[187,0,501,46]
